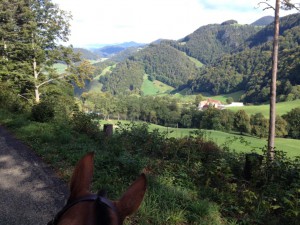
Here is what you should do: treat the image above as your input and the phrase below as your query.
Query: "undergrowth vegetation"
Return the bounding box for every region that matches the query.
[0,109,299,225]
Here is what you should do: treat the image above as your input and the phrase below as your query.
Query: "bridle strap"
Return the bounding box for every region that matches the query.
[48,194,117,225]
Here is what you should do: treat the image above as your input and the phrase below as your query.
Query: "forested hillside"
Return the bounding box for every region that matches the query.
[84,14,300,104]
[188,14,300,103]
[251,15,274,26]
[99,43,198,94]
[168,21,261,64]
[100,60,145,95]
[135,43,198,87]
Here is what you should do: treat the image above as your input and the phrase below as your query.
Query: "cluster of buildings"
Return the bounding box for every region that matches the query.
[198,98,244,110]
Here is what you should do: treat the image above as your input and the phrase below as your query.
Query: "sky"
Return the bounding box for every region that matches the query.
[52,0,298,48]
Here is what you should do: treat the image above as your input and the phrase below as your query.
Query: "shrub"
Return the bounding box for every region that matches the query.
[31,101,55,122]
[0,83,32,113]
[283,107,300,139]
[71,112,100,139]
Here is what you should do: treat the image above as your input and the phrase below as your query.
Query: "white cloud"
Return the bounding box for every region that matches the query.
[52,0,298,47]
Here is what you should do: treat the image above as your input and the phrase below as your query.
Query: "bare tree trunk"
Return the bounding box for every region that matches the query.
[33,56,40,103]
[268,0,280,161]
[2,38,7,60]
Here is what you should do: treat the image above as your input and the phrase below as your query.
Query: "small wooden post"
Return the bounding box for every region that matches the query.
[103,124,113,137]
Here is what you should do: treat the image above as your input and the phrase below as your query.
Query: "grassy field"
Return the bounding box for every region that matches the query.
[187,55,203,68]
[99,120,300,157]
[88,65,117,93]
[228,99,300,117]
[141,75,174,95]
[166,90,245,104]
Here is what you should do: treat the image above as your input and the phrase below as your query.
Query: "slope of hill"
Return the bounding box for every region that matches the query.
[188,13,300,103]
[134,43,198,87]
[170,22,262,64]
[98,43,199,95]
[92,42,145,58]
[73,48,100,60]
[249,13,300,47]
[251,16,274,26]
[89,14,300,104]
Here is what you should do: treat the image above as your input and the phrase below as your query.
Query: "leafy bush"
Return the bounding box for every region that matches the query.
[31,101,55,122]
[0,83,32,113]
[71,112,100,139]
[283,107,300,139]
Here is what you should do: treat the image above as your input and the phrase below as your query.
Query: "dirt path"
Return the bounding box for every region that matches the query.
[0,125,69,225]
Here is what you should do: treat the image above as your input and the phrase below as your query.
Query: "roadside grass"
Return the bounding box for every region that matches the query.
[0,109,226,225]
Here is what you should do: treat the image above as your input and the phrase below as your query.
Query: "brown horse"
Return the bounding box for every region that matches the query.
[48,152,147,225]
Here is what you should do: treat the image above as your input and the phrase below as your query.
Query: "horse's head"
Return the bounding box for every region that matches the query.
[48,152,147,225]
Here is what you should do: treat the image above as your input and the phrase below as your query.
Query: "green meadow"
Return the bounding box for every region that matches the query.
[99,120,300,157]
[141,75,174,95]
[228,99,300,117]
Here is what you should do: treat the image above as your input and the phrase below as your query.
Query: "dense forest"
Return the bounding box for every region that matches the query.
[93,14,300,104]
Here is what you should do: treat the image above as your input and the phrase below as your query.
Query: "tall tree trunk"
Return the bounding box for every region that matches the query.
[268,0,281,161]
[33,56,40,103]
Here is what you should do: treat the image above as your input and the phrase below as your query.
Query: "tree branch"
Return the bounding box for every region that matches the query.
[257,1,275,10]
[36,75,65,88]
[18,94,30,101]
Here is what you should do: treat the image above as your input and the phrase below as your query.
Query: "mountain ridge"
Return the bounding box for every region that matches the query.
[83,14,300,104]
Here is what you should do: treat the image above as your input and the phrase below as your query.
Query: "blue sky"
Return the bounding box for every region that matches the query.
[52,0,298,48]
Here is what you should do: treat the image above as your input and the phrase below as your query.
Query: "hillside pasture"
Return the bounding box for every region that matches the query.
[166,90,245,104]
[141,75,174,95]
[228,99,300,117]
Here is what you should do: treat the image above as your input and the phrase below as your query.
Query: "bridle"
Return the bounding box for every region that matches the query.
[48,193,117,225]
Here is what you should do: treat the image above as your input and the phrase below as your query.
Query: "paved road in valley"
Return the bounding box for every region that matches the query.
[0,125,69,225]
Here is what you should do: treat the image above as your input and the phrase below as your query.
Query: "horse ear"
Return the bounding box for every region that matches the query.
[116,174,147,221]
[69,152,95,200]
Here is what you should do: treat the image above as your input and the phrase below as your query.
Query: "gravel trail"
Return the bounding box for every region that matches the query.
[0,125,69,225]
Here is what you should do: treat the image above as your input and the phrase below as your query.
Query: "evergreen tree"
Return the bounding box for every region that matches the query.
[0,0,93,103]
